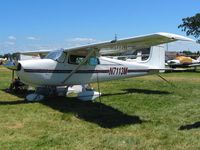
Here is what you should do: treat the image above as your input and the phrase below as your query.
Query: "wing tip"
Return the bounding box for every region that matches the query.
[156,32,195,42]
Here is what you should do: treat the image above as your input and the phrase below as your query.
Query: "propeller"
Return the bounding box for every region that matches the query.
[3,54,18,70]
[3,55,21,81]
[3,60,18,70]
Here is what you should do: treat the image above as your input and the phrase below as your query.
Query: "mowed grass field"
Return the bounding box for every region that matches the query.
[0,66,200,149]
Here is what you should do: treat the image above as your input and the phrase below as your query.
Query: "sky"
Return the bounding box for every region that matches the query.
[0,0,200,55]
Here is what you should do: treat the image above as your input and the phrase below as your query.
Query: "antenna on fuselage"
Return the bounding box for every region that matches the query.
[111,34,118,43]
[115,34,118,41]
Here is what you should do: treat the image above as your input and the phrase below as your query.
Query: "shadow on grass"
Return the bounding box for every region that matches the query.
[41,97,143,128]
[0,89,144,128]
[102,88,171,97]
[1,89,33,99]
[0,100,27,105]
[124,88,171,95]
[179,121,200,130]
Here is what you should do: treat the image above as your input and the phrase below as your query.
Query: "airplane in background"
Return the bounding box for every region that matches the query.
[4,32,194,102]
[167,55,200,68]
[0,58,7,65]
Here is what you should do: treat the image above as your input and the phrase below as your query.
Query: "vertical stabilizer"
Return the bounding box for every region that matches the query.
[197,56,200,62]
[142,45,165,69]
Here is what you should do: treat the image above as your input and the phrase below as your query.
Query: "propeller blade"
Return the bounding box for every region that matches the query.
[3,61,18,70]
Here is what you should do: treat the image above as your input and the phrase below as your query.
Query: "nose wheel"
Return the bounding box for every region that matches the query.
[9,77,28,93]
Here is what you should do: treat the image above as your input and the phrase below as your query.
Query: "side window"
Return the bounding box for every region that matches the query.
[88,57,99,66]
[69,55,86,65]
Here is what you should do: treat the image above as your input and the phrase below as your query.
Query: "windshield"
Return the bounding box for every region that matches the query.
[45,50,64,61]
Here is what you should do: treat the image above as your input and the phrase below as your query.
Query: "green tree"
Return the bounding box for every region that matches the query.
[178,13,200,41]
[182,50,193,55]
[3,53,12,59]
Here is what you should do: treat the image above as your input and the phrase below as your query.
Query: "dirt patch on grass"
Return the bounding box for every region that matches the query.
[7,122,24,129]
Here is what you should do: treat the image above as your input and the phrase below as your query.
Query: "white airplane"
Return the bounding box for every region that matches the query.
[5,32,193,101]
[167,55,200,68]
[0,57,7,65]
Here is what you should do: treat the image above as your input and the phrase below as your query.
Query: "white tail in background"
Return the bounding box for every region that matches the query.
[197,56,200,62]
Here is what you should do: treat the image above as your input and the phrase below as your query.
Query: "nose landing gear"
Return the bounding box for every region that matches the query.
[9,77,28,93]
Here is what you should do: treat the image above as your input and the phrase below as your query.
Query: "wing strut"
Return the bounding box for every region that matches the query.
[157,74,175,87]
[61,49,96,84]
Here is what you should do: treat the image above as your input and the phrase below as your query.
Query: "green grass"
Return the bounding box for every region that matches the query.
[0,66,200,149]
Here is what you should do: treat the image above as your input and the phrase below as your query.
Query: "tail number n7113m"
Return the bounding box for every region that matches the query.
[109,67,128,75]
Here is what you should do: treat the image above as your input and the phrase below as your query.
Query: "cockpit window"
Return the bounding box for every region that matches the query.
[69,55,86,64]
[45,50,66,62]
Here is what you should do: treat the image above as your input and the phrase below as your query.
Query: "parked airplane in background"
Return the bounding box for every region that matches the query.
[167,55,200,68]
[0,58,7,65]
[4,32,194,101]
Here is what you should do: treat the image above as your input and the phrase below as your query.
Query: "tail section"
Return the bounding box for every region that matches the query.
[197,56,200,62]
[141,45,165,69]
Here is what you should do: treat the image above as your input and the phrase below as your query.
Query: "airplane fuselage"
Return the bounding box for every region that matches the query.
[16,57,157,87]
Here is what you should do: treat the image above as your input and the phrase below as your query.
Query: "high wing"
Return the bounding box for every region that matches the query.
[17,49,52,57]
[13,33,194,56]
[64,32,194,55]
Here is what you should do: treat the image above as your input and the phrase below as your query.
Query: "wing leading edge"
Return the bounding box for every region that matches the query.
[14,33,194,56]
[64,32,194,55]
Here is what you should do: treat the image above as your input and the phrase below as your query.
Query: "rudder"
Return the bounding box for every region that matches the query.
[139,45,165,69]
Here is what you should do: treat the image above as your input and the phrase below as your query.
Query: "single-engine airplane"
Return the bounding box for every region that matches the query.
[167,55,200,68]
[4,32,193,101]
